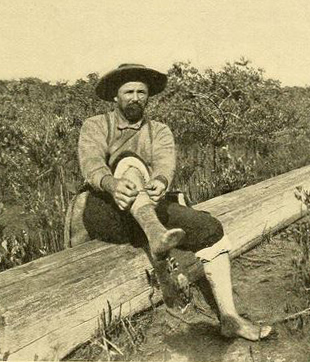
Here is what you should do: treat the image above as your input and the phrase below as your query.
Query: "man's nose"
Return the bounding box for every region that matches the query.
[132,92,139,101]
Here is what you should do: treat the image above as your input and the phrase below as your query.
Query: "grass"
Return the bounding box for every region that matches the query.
[269,186,310,336]
[63,303,157,361]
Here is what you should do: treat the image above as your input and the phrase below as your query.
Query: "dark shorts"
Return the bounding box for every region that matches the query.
[83,190,224,253]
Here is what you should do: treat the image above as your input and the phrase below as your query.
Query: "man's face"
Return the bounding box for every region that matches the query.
[115,81,149,123]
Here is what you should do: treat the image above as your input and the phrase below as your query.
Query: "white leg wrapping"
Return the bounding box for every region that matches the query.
[195,235,231,263]
[113,157,150,189]
[113,156,152,211]
[199,251,273,340]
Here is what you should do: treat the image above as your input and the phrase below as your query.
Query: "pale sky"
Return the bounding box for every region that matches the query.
[1,0,310,86]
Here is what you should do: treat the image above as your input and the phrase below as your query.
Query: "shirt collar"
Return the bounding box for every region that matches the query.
[114,108,145,130]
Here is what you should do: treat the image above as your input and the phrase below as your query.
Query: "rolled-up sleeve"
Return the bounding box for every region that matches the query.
[151,124,176,189]
[78,115,112,190]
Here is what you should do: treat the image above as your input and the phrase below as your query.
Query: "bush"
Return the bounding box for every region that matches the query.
[1,60,310,270]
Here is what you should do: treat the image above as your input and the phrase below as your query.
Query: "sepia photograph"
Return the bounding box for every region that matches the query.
[1,1,310,361]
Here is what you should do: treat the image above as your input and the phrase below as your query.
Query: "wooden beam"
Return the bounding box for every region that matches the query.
[1,165,310,361]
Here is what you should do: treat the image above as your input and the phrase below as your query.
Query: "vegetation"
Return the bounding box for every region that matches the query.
[290,187,310,292]
[1,59,310,271]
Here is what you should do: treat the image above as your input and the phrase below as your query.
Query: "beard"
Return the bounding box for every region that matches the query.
[123,102,145,123]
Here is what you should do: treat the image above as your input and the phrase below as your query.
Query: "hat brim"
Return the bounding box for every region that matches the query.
[95,67,167,101]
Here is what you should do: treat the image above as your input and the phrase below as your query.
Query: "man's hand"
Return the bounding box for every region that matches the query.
[145,179,167,203]
[101,175,138,210]
[113,178,138,210]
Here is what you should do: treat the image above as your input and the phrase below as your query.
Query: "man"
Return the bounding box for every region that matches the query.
[77,63,272,341]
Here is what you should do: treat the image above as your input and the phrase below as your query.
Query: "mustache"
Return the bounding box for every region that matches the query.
[123,102,144,122]
[127,101,143,108]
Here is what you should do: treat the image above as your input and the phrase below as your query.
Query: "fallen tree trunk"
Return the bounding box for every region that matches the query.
[1,165,310,361]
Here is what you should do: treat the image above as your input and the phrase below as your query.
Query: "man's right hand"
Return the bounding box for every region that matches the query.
[101,175,138,210]
[113,178,138,210]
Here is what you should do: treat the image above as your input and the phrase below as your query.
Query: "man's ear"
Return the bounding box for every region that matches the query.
[114,96,118,102]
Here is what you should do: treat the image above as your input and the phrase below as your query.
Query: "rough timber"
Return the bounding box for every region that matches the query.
[1,165,310,361]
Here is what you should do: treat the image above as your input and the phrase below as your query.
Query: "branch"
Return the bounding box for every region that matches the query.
[209,113,221,126]
[219,92,233,108]
[177,105,223,125]
[272,308,310,324]
[190,92,226,116]
[189,91,229,142]
[223,111,243,121]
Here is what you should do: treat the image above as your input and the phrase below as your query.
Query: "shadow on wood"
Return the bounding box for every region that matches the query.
[1,165,310,361]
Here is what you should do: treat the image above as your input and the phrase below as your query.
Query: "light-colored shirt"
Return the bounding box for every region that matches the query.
[78,108,176,190]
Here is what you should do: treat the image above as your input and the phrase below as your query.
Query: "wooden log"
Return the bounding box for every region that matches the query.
[195,165,310,258]
[1,165,310,361]
[0,241,162,361]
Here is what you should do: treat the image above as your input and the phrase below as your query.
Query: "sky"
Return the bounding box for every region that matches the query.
[0,0,310,86]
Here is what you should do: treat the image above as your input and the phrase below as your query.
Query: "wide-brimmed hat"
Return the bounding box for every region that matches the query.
[95,64,167,101]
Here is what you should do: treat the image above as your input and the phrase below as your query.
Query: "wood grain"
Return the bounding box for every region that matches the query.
[1,165,310,361]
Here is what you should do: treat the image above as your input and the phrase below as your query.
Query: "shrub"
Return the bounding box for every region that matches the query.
[1,60,310,270]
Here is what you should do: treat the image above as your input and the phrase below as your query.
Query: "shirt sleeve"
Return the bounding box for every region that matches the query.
[151,123,176,189]
[78,115,112,190]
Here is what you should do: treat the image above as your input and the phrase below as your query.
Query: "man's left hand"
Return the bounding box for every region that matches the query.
[145,179,167,203]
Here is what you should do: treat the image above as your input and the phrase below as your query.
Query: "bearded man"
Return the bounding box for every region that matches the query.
[76,63,272,341]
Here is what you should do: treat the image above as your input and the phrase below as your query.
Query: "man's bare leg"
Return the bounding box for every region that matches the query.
[196,244,272,341]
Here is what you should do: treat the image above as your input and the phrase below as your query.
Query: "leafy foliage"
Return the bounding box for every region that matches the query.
[148,59,297,160]
[1,59,310,270]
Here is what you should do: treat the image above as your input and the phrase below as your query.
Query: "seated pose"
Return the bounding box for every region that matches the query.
[77,63,272,341]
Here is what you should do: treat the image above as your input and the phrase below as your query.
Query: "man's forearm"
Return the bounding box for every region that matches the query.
[153,175,169,190]
[78,116,113,191]
[100,174,117,194]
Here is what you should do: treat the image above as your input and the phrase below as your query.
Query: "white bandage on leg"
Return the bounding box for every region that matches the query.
[195,235,231,263]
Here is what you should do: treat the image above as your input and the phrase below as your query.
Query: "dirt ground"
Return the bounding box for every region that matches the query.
[67,228,310,362]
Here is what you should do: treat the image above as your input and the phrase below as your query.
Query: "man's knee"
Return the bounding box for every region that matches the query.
[191,210,224,247]
[206,215,224,245]
[157,201,224,250]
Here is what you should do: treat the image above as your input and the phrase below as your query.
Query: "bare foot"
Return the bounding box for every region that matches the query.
[221,315,272,341]
[151,228,185,260]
